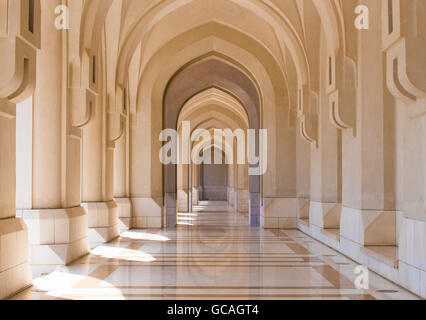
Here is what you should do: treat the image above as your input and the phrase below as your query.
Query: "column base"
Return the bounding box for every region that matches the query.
[236,190,249,213]
[340,207,396,246]
[227,187,234,208]
[177,190,189,212]
[250,214,261,227]
[82,201,119,249]
[131,197,163,228]
[165,207,177,228]
[262,198,298,229]
[309,202,341,229]
[192,188,199,206]
[114,198,132,232]
[297,198,310,219]
[0,217,32,299]
[164,193,176,228]
[18,207,89,270]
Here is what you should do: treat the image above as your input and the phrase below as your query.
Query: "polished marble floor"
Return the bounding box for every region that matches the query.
[11,206,420,300]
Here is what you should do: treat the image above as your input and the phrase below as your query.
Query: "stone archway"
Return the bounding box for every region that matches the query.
[163,57,261,227]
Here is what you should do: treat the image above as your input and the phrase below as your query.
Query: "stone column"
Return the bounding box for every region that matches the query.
[199,164,204,201]
[309,26,342,235]
[18,0,89,273]
[227,162,235,208]
[191,162,199,206]
[233,159,238,211]
[296,119,311,227]
[114,111,131,232]
[340,0,397,250]
[177,153,190,213]
[263,109,298,229]
[81,48,119,248]
[130,108,163,229]
[176,126,188,212]
[0,100,32,299]
[236,164,249,213]
[382,0,426,298]
[188,158,193,212]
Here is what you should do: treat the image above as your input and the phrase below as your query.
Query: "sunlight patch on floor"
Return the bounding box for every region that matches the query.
[91,246,156,262]
[121,231,170,242]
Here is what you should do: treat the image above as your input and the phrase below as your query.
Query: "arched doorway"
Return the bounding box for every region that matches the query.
[163,57,262,227]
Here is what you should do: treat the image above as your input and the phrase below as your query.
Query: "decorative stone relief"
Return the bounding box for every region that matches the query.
[329,53,357,131]
[298,86,319,146]
[382,0,426,118]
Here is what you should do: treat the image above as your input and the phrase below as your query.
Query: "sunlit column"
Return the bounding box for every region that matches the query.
[340,0,396,247]
[114,128,131,232]
[19,0,89,271]
[80,47,119,248]
[308,26,342,232]
[0,100,32,299]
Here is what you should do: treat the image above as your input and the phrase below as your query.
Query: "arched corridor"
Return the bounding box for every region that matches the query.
[0,0,425,300]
